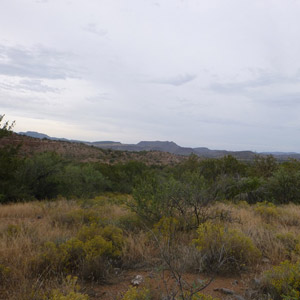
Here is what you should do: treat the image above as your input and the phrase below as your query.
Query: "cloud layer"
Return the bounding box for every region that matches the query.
[1,0,300,151]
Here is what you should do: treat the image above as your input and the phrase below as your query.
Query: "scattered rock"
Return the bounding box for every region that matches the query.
[131,275,144,286]
[214,288,234,295]
[232,280,239,286]
[262,257,270,264]
[114,268,120,275]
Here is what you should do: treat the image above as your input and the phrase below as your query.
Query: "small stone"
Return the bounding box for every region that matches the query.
[232,280,239,286]
[131,275,144,286]
[214,288,234,295]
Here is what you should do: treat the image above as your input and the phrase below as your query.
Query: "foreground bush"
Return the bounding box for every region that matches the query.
[48,276,89,300]
[262,261,300,300]
[35,224,124,281]
[193,221,261,273]
[121,286,151,300]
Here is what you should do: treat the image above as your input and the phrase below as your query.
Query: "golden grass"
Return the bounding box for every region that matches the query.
[1,198,300,299]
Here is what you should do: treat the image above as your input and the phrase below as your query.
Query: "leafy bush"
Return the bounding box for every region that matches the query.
[36,224,124,281]
[255,202,281,223]
[48,276,89,300]
[267,168,300,204]
[263,261,300,299]
[193,222,261,273]
[121,286,151,300]
[276,232,300,259]
[152,216,180,243]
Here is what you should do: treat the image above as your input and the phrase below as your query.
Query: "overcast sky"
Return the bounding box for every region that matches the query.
[1,0,300,152]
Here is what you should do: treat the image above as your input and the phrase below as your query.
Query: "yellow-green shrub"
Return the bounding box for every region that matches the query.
[121,286,151,300]
[48,276,89,300]
[36,224,124,280]
[152,216,179,243]
[263,261,300,299]
[193,221,261,273]
[255,202,281,223]
[276,233,300,259]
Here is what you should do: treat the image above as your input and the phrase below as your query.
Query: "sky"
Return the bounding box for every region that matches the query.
[1,0,300,152]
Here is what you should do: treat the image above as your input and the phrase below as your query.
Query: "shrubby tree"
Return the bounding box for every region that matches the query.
[19,152,64,200]
[131,170,214,227]
[59,163,108,198]
[0,115,23,202]
[267,167,300,204]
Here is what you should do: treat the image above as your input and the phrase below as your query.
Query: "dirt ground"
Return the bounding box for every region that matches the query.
[84,270,252,300]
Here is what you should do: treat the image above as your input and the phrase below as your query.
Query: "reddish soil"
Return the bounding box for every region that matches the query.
[84,270,251,300]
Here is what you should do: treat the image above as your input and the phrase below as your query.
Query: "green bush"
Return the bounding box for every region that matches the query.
[193,221,261,273]
[263,261,300,299]
[255,202,281,223]
[121,286,151,300]
[36,224,124,281]
[48,276,89,300]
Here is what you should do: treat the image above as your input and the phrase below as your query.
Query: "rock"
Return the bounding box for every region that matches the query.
[262,257,270,264]
[131,275,144,286]
[232,280,239,286]
[233,294,246,300]
[214,288,234,295]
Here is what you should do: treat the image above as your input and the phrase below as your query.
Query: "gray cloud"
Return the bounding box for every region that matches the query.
[0,79,60,93]
[2,0,300,151]
[0,45,77,79]
[83,23,107,37]
[209,71,300,94]
[151,73,197,86]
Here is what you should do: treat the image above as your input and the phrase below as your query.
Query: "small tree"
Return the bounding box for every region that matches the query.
[0,115,22,202]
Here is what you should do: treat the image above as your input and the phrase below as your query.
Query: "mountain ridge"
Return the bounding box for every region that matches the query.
[18,131,300,160]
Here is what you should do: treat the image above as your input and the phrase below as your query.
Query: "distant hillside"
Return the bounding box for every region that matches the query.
[2,133,185,165]
[18,131,300,161]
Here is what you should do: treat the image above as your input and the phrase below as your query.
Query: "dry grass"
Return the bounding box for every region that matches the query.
[1,198,300,299]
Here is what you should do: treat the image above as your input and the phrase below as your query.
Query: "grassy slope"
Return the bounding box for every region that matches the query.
[1,196,300,299]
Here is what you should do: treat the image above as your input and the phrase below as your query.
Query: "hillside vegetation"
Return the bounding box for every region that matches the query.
[2,116,300,299]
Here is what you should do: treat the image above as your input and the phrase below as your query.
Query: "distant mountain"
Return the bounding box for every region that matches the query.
[19,131,82,143]
[18,131,300,161]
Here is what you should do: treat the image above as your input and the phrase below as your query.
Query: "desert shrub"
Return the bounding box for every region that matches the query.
[193,221,261,273]
[255,202,281,223]
[132,171,214,227]
[152,216,180,243]
[116,213,144,232]
[121,286,151,300]
[59,163,108,199]
[267,168,300,204]
[48,276,89,300]
[35,224,124,281]
[263,261,300,299]
[276,233,300,259]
